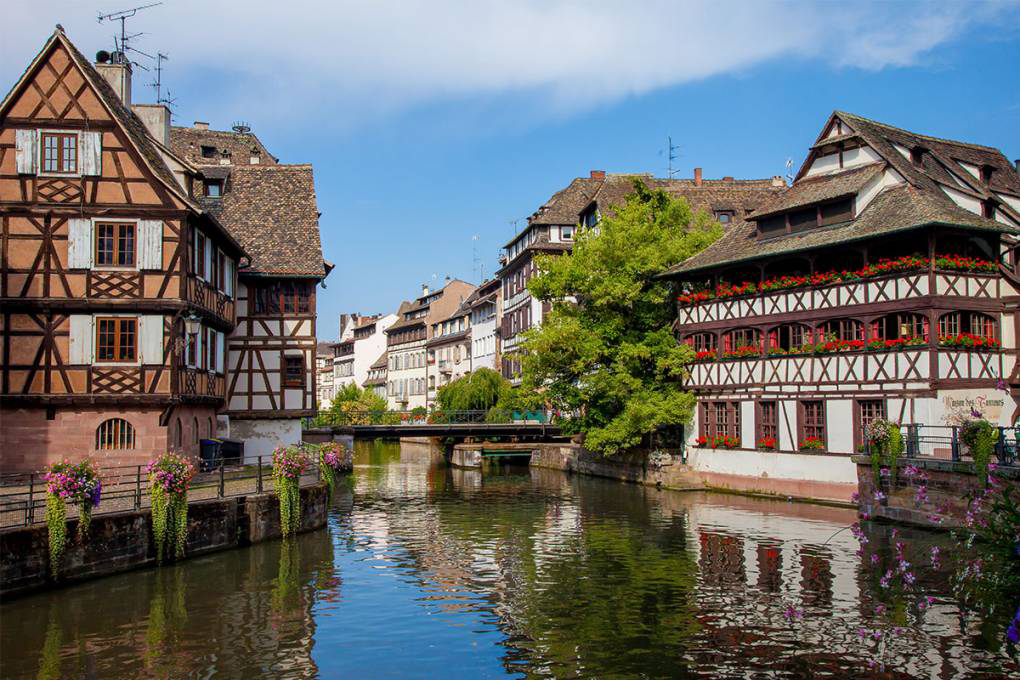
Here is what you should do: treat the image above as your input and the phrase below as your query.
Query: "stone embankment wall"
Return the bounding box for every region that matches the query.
[523,443,856,504]
[854,456,1020,528]
[0,483,330,598]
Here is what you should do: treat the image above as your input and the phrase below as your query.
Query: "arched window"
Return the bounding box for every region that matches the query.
[768,324,812,352]
[870,312,928,342]
[939,312,997,339]
[722,328,761,354]
[193,417,199,444]
[684,332,717,353]
[818,318,863,342]
[96,418,135,450]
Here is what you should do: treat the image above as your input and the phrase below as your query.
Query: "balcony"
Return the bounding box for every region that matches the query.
[175,367,226,400]
[677,269,1000,327]
[185,276,235,327]
[438,359,452,373]
[685,346,1007,390]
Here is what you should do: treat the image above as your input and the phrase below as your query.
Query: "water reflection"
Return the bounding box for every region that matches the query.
[1,439,1016,679]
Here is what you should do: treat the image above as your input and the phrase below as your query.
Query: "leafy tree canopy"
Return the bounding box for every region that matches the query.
[437,367,512,411]
[518,180,722,455]
[314,383,390,425]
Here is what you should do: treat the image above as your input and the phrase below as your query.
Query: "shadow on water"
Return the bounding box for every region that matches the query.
[1,438,1016,679]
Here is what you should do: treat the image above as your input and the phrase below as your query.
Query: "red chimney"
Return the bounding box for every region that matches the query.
[722,176,734,181]
[694,167,702,186]
[590,170,606,180]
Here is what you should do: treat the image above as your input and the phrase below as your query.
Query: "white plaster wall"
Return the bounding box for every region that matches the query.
[805,153,839,177]
[997,192,1020,214]
[741,401,754,447]
[687,448,858,484]
[470,313,499,371]
[857,168,905,213]
[231,418,302,462]
[959,161,981,180]
[842,145,882,169]
[942,185,983,215]
[353,314,397,387]
[826,399,853,453]
[931,389,1017,427]
[777,400,796,452]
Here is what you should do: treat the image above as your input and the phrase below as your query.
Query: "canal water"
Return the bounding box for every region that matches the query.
[1,439,1016,679]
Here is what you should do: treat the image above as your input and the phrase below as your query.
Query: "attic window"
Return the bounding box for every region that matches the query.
[758,215,786,238]
[980,165,995,184]
[788,208,817,233]
[204,179,223,198]
[819,198,853,226]
[983,199,997,220]
[715,210,736,224]
[201,145,216,159]
[910,147,924,167]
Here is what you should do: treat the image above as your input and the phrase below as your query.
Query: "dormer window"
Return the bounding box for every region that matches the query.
[980,165,995,184]
[756,198,855,239]
[715,210,736,224]
[204,179,223,198]
[201,145,216,159]
[910,147,924,167]
[581,208,599,229]
[562,226,574,240]
[982,198,997,220]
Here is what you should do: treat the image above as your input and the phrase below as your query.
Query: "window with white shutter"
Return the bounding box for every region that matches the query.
[139,315,164,364]
[67,219,93,269]
[15,130,37,174]
[79,131,102,176]
[68,315,94,364]
[137,220,163,270]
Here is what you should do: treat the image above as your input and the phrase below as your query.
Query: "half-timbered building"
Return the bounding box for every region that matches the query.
[499,169,786,383]
[1,28,246,470]
[662,111,1020,455]
[171,121,329,459]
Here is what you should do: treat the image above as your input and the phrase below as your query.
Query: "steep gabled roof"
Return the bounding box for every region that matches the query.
[211,164,325,277]
[169,125,278,167]
[1,28,246,257]
[662,112,1019,277]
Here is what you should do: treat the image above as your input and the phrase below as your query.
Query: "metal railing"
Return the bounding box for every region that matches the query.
[308,409,557,427]
[867,424,1018,465]
[0,457,320,529]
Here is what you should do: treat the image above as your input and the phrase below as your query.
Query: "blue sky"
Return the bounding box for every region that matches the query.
[4,1,1020,340]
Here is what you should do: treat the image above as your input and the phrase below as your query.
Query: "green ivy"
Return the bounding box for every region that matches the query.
[151,484,189,564]
[275,471,301,538]
[972,424,997,487]
[45,493,66,579]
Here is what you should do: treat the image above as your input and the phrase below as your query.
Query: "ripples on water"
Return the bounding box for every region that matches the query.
[1,439,1016,679]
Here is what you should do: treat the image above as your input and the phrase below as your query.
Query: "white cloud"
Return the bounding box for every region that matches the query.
[3,0,1018,130]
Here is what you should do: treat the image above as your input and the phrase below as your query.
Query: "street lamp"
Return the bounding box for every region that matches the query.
[184,311,202,337]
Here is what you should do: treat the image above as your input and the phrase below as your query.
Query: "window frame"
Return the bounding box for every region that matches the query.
[40,130,78,175]
[854,399,886,453]
[204,179,223,198]
[95,418,136,450]
[283,355,304,388]
[757,400,778,445]
[798,400,826,447]
[94,221,137,269]
[195,229,207,279]
[95,316,138,364]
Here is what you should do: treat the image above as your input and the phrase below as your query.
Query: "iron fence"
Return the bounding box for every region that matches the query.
[0,457,320,529]
[868,424,1019,466]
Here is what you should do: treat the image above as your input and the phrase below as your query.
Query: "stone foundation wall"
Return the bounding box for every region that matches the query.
[0,482,330,598]
[854,456,1020,528]
[530,444,702,491]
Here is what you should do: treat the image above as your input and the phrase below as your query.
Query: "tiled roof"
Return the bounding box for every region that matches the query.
[316,341,333,356]
[168,125,278,167]
[384,301,422,333]
[750,162,884,219]
[369,351,388,370]
[664,183,1008,276]
[426,329,470,348]
[212,165,326,277]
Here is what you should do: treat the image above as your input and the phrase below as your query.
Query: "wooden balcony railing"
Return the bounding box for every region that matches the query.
[185,275,235,326]
[677,271,1000,327]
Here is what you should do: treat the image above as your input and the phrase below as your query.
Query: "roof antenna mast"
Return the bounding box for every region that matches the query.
[661,136,681,178]
[97,2,162,60]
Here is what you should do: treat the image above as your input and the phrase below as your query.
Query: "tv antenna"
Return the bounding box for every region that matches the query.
[97,3,162,59]
[472,235,482,283]
[785,158,795,184]
[661,135,681,178]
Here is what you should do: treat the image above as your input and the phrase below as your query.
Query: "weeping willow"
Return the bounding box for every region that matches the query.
[151,484,189,564]
[45,494,66,579]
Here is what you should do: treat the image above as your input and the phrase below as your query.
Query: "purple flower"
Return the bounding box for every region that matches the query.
[971,407,983,419]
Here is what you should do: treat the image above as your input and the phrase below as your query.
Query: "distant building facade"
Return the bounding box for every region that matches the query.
[468,278,501,373]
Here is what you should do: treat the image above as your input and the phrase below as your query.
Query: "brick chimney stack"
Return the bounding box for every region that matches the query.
[694,167,702,187]
[590,170,606,180]
[194,121,209,130]
[772,175,786,187]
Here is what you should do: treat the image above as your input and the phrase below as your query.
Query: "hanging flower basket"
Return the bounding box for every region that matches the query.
[44,458,102,578]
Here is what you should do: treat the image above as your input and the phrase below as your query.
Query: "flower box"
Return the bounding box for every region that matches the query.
[799,436,825,451]
[938,333,999,350]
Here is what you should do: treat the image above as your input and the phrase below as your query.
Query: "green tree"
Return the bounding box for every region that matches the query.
[436,367,511,411]
[315,383,390,425]
[517,179,721,455]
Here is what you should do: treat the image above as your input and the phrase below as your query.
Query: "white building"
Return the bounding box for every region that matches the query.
[428,304,472,398]
[468,278,501,373]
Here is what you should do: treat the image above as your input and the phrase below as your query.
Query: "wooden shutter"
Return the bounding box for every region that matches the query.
[15,130,37,174]
[80,131,102,175]
[204,242,213,282]
[226,259,234,296]
[216,331,226,373]
[195,326,204,369]
[138,220,163,269]
[68,219,93,269]
[140,315,164,364]
[69,315,94,364]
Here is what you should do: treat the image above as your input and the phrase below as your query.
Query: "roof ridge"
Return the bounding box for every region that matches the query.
[836,111,1002,153]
